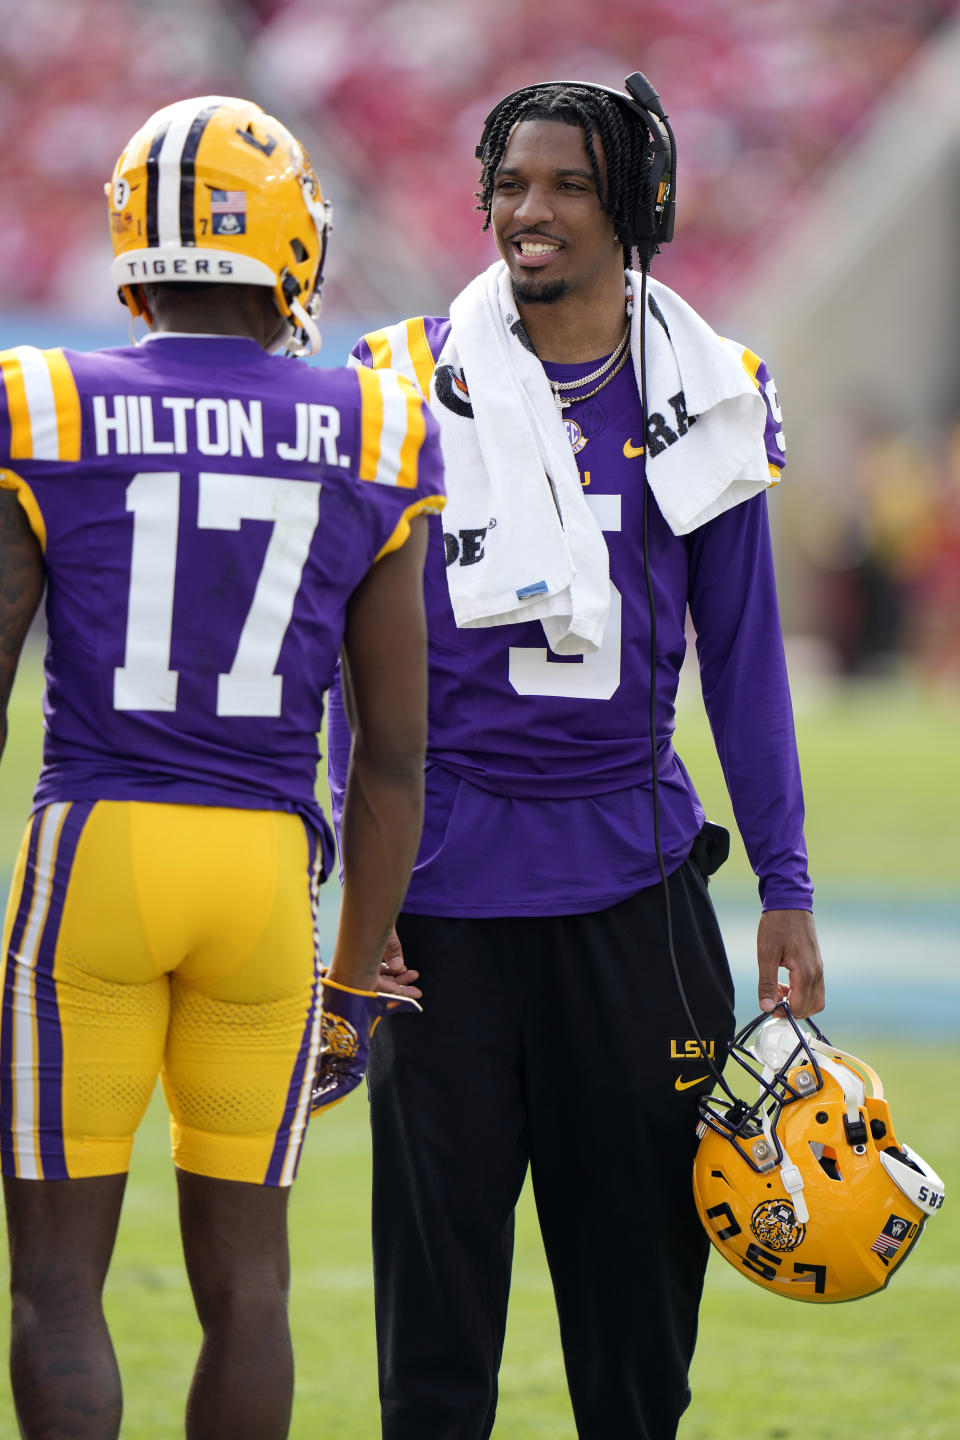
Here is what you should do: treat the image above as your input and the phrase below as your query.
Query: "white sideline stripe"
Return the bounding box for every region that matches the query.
[279,871,324,1187]
[156,100,211,246]
[12,803,67,1178]
[279,1025,319,1185]
[373,370,410,488]
[14,346,59,461]
[381,322,421,389]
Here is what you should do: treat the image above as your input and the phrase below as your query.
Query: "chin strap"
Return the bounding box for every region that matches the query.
[759,1073,810,1223]
[751,1019,879,1218]
[808,1035,883,1099]
[285,296,322,357]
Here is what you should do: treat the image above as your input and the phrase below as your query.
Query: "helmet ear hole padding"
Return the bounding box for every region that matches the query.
[121,285,152,324]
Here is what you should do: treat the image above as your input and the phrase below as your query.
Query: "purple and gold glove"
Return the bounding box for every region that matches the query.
[311,976,422,1116]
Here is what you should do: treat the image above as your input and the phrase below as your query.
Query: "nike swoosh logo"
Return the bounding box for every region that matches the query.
[623,439,645,458]
[675,1074,709,1091]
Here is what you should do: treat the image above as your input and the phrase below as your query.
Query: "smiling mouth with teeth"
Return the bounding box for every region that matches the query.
[517,240,560,255]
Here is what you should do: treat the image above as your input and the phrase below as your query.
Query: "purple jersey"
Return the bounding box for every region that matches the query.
[0,335,444,876]
[331,314,810,915]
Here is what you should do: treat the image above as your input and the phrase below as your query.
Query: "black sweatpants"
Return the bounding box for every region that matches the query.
[367,858,736,1440]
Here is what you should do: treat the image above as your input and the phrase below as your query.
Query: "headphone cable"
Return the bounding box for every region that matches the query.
[638,258,735,1102]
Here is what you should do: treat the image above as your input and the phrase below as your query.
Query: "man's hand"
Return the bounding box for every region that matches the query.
[311,976,421,1117]
[377,927,422,999]
[756,909,825,1019]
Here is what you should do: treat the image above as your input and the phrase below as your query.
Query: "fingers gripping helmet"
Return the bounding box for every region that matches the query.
[105,96,333,354]
[693,1006,944,1303]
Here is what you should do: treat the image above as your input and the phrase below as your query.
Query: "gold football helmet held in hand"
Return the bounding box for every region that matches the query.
[693,1005,944,1303]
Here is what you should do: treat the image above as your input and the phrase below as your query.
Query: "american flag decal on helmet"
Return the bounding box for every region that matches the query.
[211,190,247,235]
[870,1213,913,1259]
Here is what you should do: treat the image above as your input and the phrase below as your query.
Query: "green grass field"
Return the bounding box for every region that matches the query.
[0,1045,955,1440]
[1,647,958,1437]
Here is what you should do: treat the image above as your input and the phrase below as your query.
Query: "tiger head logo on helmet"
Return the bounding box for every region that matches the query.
[105,96,333,355]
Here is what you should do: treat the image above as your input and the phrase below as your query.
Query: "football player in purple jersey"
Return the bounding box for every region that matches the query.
[0,98,443,1440]
[331,75,824,1439]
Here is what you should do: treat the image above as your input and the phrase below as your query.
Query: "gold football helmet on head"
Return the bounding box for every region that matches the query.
[105,95,333,354]
[693,1004,944,1303]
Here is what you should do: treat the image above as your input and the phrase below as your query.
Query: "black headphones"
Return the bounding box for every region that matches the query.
[475,70,676,264]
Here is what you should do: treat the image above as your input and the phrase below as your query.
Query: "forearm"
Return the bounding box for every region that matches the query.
[327,745,424,990]
[692,495,812,905]
[329,514,430,989]
[714,720,812,909]
[324,665,350,858]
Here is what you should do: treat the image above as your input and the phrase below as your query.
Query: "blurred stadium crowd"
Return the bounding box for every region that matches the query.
[793,410,960,686]
[2,0,955,315]
[1,0,958,677]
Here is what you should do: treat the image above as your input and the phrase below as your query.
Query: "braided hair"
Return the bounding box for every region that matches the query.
[475,84,656,268]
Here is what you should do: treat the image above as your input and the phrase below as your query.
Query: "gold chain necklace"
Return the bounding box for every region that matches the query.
[550,341,631,412]
[548,320,631,413]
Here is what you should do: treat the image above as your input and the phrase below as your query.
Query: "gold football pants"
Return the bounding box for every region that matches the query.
[0,801,323,1186]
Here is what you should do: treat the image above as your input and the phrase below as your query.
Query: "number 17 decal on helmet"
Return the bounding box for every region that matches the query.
[692,1004,945,1303]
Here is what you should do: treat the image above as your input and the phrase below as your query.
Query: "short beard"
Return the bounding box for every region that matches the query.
[512,276,569,306]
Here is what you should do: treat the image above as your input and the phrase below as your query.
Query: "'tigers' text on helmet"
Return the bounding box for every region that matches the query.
[92,395,351,467]
[122,258,238,280]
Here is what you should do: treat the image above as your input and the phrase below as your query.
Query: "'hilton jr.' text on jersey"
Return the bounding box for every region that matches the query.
[93,395,352,468]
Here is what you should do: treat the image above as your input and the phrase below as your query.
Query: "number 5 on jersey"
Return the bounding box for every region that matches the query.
[114,470,320,717]
[507,493,622,701]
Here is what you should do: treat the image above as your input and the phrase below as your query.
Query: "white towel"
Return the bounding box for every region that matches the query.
[438,262,610,655]
[633,272,775,534]
[431,261,777,653]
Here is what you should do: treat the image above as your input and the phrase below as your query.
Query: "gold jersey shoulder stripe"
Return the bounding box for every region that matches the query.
[364,327,394,373]
[355,363,385,482]
[355,366,429,490]
[739,345,763,388]
[404,317,436,399]
[360,319,436,399]
[395,372,427,490]
[735,344,782,481]
[0,350,31,460]
[0,346,81,462]
[44,349,82,461]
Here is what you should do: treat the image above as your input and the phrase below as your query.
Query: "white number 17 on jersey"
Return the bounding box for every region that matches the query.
[114,470,320,717]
